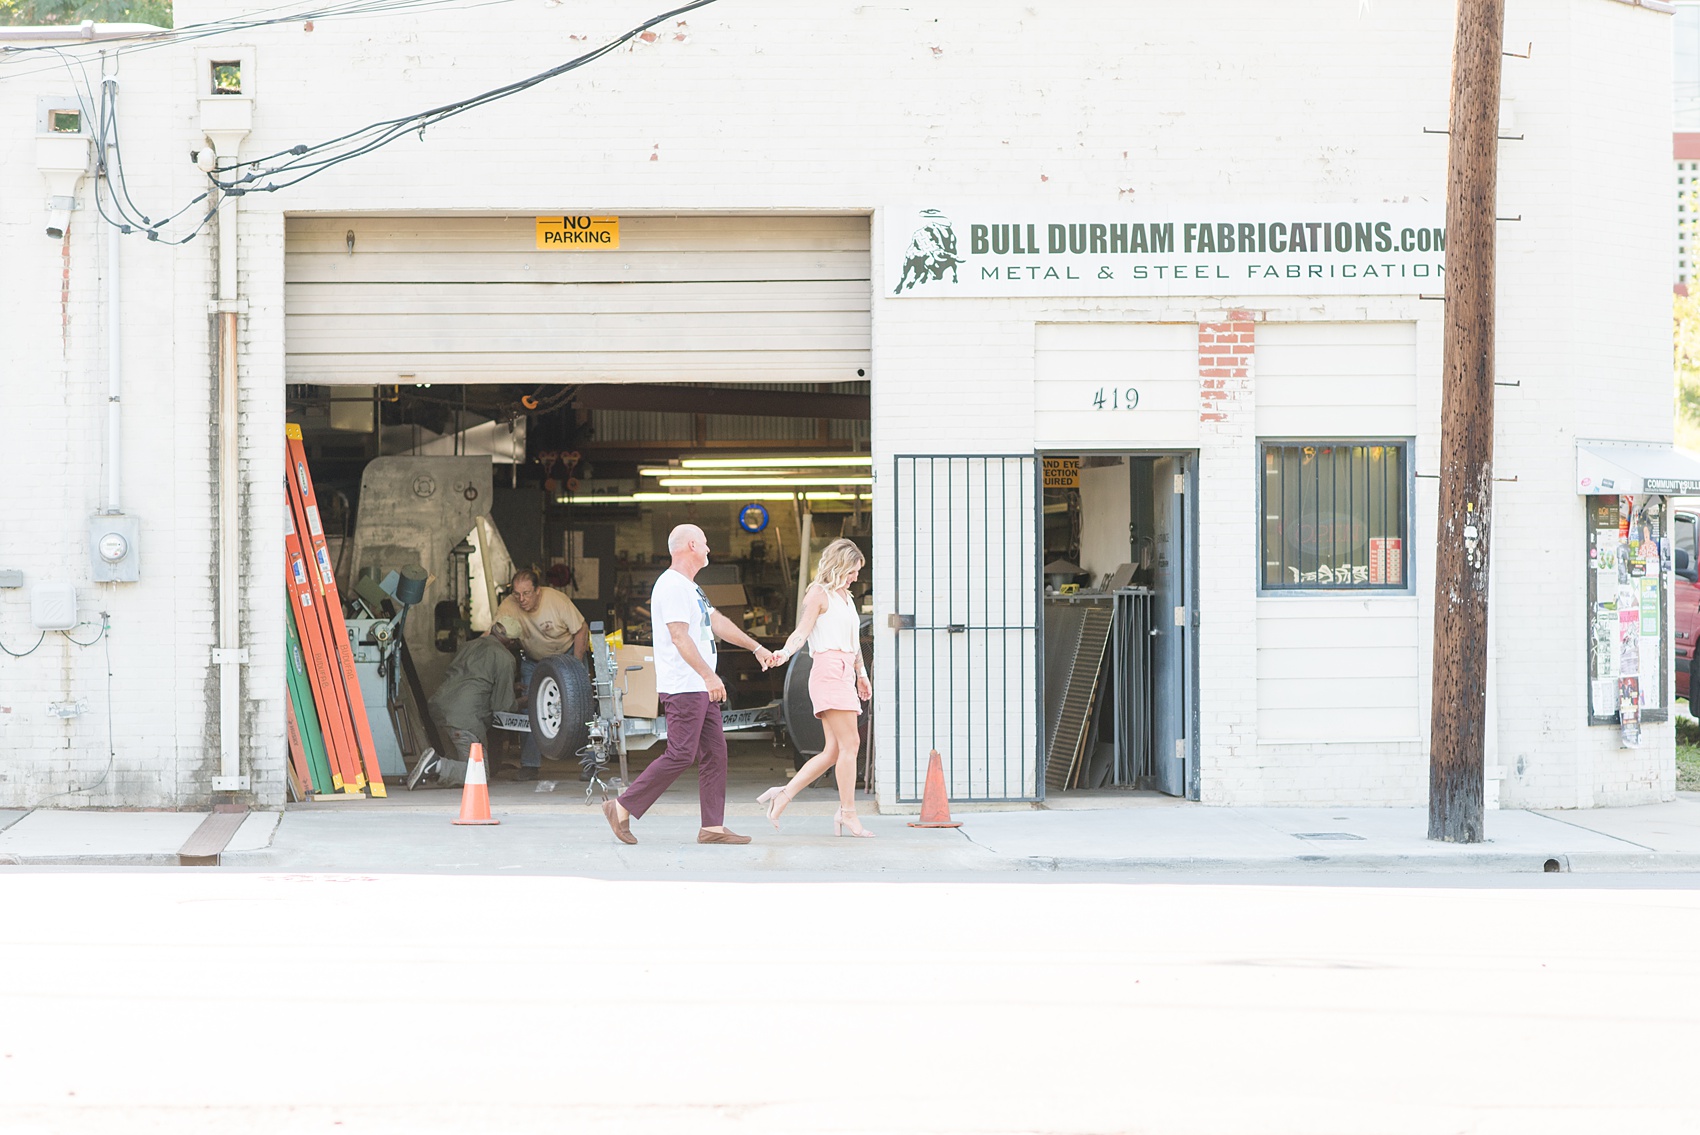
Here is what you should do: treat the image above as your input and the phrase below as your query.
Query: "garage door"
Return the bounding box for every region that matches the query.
[284,214,871,385]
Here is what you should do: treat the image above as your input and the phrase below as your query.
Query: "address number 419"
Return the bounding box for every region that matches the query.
[1093,387,1139,410]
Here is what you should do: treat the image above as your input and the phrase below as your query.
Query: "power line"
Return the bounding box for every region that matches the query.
[28,613,118,806]
[44,52,218,244]
[78,0,724,244]
[0,630,47,657]
[0,0,522,78]
[209,0,721,196]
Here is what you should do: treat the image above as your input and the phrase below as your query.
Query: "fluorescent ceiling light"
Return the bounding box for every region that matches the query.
[561,491,869,504]
[639,461,874,478]
[659,476,874,487]
[680,456,873,469]
[640,491,865,501]
[640,468,841,480]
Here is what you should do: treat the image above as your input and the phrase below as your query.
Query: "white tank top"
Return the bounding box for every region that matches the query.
[806,588,860,654]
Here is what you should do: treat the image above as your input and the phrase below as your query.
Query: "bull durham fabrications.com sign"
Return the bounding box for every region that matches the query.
[887,204,1446,297]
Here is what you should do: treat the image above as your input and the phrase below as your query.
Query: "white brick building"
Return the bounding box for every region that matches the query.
[0,0,1681,812]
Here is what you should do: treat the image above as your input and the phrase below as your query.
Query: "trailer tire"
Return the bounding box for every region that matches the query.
[528,654,593,761]
[782,652,825,767]
[781,634,874,771]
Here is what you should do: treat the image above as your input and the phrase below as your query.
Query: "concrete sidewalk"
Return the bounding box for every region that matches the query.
[4,794,1700,872]
[959,799,1700,873]
[0,810,280,866]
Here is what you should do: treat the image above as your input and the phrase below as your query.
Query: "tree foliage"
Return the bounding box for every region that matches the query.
[0,0,170,26]
[1681,188,1700,452]
[1676,290,1700,452]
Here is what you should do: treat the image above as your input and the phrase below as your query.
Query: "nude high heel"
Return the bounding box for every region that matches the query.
[756,786,790,830]
[833,807,875,838]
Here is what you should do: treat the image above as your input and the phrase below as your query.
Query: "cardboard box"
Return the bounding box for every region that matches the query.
[701,583,748,627]
[615,645,658,718]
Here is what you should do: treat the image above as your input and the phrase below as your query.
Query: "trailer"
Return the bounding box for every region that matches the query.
[490,623,790,802]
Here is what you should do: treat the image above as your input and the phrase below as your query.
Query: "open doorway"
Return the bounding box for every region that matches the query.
[284,379,873,800]
[1040,452,1198,799]
[279,211,873,804]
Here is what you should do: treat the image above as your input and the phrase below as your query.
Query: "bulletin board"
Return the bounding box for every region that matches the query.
[1585,495,1670,741]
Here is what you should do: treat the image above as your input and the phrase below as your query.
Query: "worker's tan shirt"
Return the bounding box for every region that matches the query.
[497,586,586,659]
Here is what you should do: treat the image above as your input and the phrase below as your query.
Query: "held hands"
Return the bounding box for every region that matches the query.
[761,648,789,671]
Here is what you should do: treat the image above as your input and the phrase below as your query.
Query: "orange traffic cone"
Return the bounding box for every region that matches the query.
[451,744,500,826]
[908,749,962,828]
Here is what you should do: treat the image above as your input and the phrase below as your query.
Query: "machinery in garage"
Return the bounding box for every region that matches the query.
[343,566,451,779]
[343,454,503,695]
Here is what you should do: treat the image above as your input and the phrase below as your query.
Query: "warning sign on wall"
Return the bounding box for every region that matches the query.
[536,216,620,249]
[1042,458,1080,489]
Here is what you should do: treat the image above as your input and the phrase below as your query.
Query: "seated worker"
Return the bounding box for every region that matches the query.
[412,615,523,788]
[496,567,589,780]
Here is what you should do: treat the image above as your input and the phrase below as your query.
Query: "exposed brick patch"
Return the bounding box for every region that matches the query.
[59,227,72,350]
[1197,310,1255,425]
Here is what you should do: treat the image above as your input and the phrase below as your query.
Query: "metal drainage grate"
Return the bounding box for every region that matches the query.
[1293,832,1365,841]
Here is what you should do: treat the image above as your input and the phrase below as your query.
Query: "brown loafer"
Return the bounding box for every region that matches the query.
[603,799,637,845]
[697,827,752,845]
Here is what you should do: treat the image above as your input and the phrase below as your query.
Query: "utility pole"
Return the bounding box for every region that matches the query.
[1429,0,1504,843]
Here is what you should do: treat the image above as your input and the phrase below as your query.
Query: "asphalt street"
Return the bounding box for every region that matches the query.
[3,870,1697,1134]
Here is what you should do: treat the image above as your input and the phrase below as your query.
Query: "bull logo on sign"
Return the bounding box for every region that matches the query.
[893,209,962,294]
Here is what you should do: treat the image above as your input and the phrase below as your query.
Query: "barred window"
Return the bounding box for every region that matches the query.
[1261,442,1409,591]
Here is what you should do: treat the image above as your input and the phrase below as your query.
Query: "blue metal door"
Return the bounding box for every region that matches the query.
[1150,454,1197,798]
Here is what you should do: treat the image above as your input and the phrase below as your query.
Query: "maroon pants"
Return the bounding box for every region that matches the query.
[617,692,727,828]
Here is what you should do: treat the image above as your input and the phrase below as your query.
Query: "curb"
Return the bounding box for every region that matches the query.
[1562,852,1700,873]
[0,812,282,868]
[1015,854,1563,874]
[1015,851,1700,874]
[11,843,1700,875]
[0,853,186,867]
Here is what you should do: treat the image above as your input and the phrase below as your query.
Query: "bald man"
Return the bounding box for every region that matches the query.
[601,524,773,845]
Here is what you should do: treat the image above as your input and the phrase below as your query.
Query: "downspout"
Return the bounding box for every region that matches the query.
[216,305,241,790]
[202,83,252,792]
[105,147,121,514]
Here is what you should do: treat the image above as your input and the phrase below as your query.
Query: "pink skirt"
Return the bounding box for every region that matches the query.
[808,649,863,717]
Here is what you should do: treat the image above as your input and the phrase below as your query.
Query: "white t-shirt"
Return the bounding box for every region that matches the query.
[650,568,717,694]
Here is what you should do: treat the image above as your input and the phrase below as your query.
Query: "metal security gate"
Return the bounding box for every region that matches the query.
[1110,588,1156,786]
[890,456,1039,802]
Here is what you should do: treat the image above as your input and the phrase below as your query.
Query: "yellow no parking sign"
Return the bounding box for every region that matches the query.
[535,216,620,249]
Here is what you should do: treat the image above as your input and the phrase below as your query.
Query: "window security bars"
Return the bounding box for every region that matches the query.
[1261,442,1409,591]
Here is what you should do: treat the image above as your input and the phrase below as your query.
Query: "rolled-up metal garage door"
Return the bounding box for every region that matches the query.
[285,214,871,385]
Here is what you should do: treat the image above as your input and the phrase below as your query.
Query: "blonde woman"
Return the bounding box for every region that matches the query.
[757,538,874,837]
